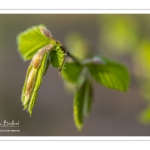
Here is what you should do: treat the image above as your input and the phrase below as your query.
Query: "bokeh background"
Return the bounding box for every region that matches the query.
[0,14,150,136]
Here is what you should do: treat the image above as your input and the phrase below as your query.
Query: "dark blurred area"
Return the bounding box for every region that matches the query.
[0,14,150,136]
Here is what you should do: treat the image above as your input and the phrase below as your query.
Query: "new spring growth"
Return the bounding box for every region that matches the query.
[23,44,54,106]
[24,67,37,106]
[17,24,130,129]
[22,27,55,111]
[31,44,54,68]
[40,26,53,38]
[20,25,67,115]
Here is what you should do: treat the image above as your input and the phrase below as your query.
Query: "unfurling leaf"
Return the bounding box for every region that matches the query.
[73,80,86,130]
[50,45,66,68]
[83,81,93,116]
[21,43,54,116]
[17,24,52,60]
[22,52,50,116]
[87,56,130,91]
[17,25,67,116]
[73,78,93,130]
[17,24,131,131]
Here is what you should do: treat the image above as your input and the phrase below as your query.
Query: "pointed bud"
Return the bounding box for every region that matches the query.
[31,44,54,69]
[40,27,53,38]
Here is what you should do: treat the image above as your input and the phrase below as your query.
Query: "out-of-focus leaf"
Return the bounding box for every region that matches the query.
[83,81,93,116]
[63,81,75,93]
[133,39,150,77]
[82,56,105,65]
[65,32,91,60]
[17,25,51,60]
[132,40,150,101]
[87,56,130,91]
[99,15,139,56]
[61,62,83,83]
[139,106,150,124]
[75,67,88,90]
[75,73,86,91]
[73,80,86,130]
[73,79,93,130]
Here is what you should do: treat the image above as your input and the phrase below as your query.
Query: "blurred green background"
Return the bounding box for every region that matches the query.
[0,14,150,136]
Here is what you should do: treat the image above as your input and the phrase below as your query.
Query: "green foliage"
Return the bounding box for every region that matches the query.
[134,41,150,123]
[133,39,150,75]
[21,62,33,106]
[18,25,66,116]
[74,80,88,130]
[83,81,93,116]
[61,62,83,83]
[99,15,139,56]
[22,53,50,116]
[74,79,93,130]
[139,106,150,124]
[50,46,65,68]
[17,24,51,60]
[17,24,130,130]
[28,53,50,116]
[75,69,87,91]
[87,56,130,91]
[64,32,91,60]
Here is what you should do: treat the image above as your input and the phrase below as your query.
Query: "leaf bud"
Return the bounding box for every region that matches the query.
[40,27,53,38]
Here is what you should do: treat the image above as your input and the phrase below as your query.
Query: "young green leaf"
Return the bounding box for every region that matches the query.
[75,67,89,91]
[17,25,52,60]
[83,81,93,116]
[22,52,50,116]
[73,80,87,130]
[50,45,65,68]
[61,62,83,83]
[21,62,33,107]
[28,53,50,116]
[73,77,93,130]
[87,56,130,91]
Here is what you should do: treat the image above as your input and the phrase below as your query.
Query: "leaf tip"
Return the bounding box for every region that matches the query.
[76,123,83,131]
[39,26,53,38]
[29,110,32,117]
